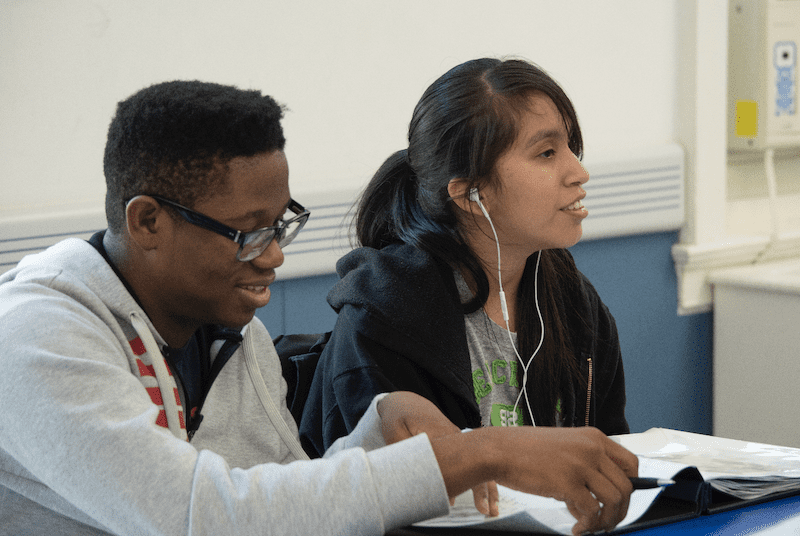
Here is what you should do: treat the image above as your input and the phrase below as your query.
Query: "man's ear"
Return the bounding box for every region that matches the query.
[125,195,167,251]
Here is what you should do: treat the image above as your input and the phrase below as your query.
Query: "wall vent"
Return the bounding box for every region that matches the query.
[0,209,106,275]
[581,143,684,241]
[1,144,684,279]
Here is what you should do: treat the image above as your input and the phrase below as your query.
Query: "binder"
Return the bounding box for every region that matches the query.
[616,428,800,529]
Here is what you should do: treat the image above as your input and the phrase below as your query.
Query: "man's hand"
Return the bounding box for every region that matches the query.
[377,392,638,534]
[475,426,638,536]
[377,391,499,516]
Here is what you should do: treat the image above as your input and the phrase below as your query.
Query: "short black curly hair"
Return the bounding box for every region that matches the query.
[103,80,286,233]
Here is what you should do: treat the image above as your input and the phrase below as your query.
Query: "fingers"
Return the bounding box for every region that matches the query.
[592,434,636,531]
[587,463,631,531]
[567,454,634,535]
[605,437,639,478]
[471,483,489,515]
[440,426,637,534]
[545,429,636,535]
[565,490,617,536]
[487,481,499,517]
[469,481,500,516]
[566,498,599,536]
[599,455,633,526]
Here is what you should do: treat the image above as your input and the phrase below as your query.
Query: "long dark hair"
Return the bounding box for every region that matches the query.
[355,57,586,426]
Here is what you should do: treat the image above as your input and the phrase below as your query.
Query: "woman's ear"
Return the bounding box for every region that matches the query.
[448,178,480,215]
[125,195,167,251]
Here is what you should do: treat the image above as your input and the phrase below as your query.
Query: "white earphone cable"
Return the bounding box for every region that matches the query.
[473,190,544,426]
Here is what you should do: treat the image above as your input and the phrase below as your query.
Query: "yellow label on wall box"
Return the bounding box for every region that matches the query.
[735,100,758,138]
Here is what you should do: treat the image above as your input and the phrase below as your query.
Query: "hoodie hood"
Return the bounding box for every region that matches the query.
[2,238,189,439]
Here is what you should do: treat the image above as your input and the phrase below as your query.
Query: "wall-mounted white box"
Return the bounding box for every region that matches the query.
[728,0,800,150]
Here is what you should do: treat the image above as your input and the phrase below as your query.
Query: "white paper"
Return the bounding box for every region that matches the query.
[416,429,800,533]
[612,428,800,479]
[415,457,674,533]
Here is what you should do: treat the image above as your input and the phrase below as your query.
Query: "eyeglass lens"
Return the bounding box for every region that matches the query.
[237,216,305,262]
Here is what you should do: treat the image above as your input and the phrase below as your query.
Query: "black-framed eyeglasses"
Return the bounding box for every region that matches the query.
[149,195,309,262]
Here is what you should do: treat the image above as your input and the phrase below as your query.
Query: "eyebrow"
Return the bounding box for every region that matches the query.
[231,199,292,226]
[524,128,564,149]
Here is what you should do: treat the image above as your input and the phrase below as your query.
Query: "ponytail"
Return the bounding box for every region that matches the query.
[355,150,416,249]
[355,149,489,313]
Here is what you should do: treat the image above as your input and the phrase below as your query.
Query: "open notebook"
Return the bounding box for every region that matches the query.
[413,428,800,534]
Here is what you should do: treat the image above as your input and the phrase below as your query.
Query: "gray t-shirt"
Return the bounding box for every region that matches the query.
[455,271,525,427]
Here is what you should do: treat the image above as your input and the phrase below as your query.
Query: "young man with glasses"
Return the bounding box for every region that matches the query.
[0,81,637,536]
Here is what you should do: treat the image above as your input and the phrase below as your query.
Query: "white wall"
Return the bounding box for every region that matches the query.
[0,1,678,218]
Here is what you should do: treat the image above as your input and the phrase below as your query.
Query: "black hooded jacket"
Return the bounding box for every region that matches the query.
[293,243,628,458]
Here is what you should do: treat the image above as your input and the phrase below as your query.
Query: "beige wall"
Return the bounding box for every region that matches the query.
[0,0,679,217]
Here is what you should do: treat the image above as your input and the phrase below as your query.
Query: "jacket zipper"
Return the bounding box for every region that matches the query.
[585,357,593,427]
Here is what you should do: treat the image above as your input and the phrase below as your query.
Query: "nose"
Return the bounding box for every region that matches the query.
[569,153,590,186]
[249,237,284,270]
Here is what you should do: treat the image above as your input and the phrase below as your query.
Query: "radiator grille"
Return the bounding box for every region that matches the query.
[1,144,684,279]
[581,144,684,240]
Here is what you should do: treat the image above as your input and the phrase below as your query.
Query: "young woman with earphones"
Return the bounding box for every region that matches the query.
[298,57,634,532]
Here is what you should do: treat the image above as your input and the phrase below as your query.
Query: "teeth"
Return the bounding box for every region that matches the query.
[565,201,584,210]
[244,286,266,292]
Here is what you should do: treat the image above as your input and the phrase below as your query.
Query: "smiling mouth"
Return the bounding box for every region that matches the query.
[241,285,267,293]
[563,200,585,211]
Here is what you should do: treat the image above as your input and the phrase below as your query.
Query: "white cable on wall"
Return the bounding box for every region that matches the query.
[755,148,780,263]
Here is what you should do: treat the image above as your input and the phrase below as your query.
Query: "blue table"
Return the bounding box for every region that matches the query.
[620,494,800,535]
[390,494,800,535]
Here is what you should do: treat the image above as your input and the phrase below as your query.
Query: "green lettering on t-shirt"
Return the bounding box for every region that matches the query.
[508,360,519,388]
[490,403,524,427]
[473,369,492,404]
[491,359,506,385]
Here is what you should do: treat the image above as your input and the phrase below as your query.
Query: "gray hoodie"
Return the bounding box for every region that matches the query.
[0,238,448,535]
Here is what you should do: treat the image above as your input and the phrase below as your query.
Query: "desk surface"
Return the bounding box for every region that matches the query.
[621,494,800,535]
[390,494,800,536]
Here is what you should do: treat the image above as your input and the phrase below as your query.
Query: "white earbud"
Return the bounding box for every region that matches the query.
[469,187,480,202]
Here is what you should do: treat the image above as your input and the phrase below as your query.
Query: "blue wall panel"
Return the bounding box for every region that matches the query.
[569,232,712,435]
[256,273,339,337]
[256,230,713,435]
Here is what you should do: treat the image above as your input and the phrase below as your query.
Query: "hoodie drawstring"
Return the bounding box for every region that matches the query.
[130,312,188,441]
